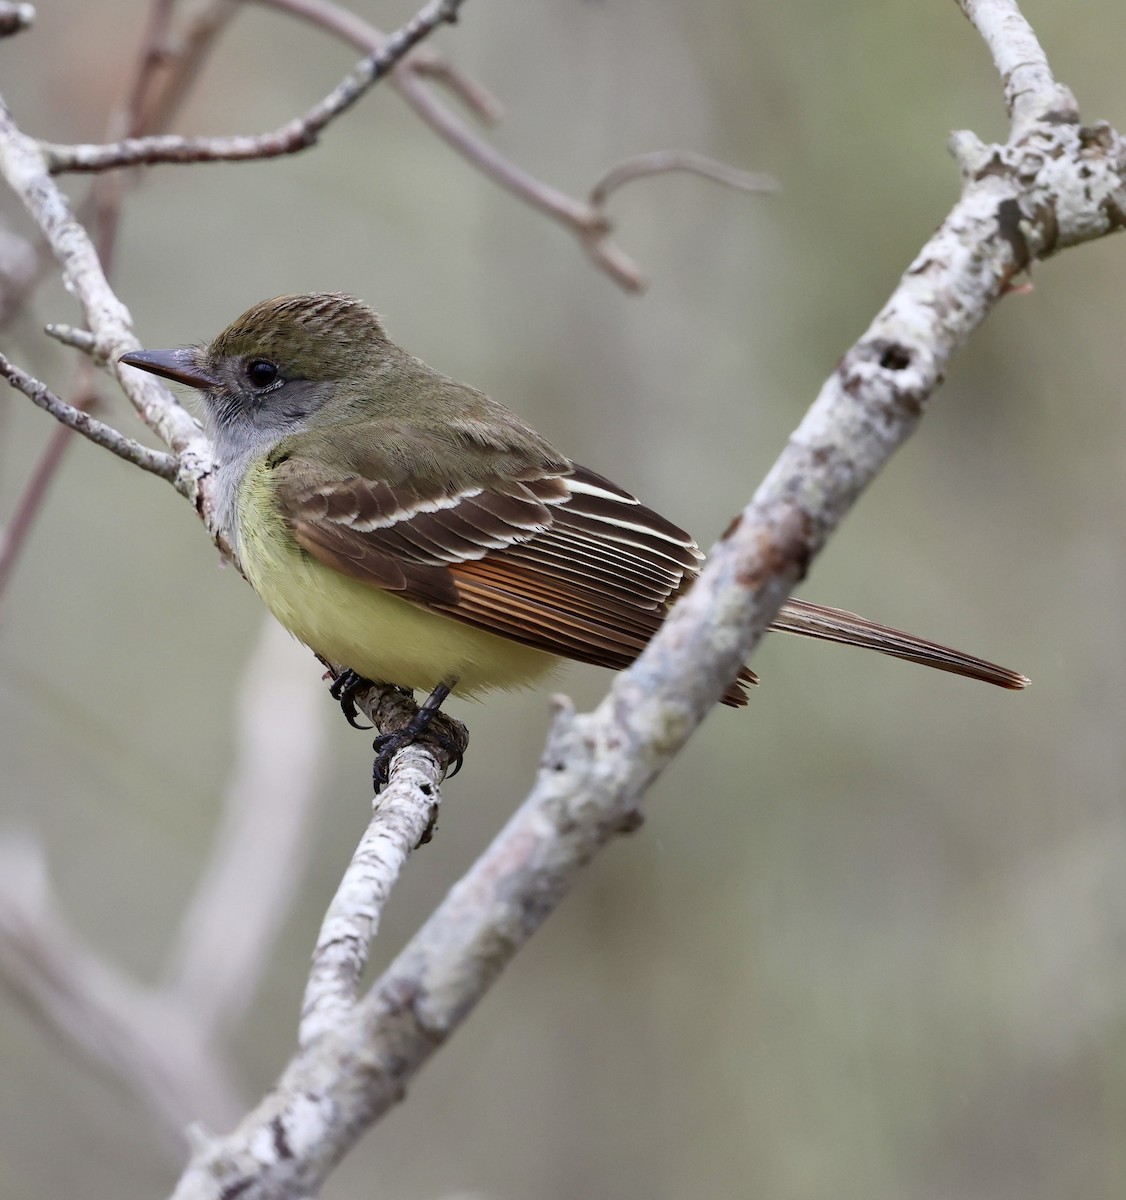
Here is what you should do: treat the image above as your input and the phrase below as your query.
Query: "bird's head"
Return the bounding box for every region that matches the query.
[120,292,392,445]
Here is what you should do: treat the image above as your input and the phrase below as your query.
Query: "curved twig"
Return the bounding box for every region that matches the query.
[254,0,501,122]
[589,150,778,208]
[42,0,466,173]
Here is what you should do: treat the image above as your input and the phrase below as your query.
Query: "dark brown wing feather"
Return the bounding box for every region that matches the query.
[275,454,755,705]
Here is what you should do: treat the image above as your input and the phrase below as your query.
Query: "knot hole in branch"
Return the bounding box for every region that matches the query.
[878,342,912,371]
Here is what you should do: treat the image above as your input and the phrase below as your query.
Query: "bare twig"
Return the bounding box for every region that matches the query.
[250,0,651,291]
[589,150,778,208]
[0,99,207,463]
[117,0,178,132]
[43,322,98,354]
[0,353,182,485]
[0,0,229,612]
[254,0,501,122]
[0,1,239,332]
[42,0,466,173]
[131,0,240,140]
[89,0,179,265]
[390,72,648,290]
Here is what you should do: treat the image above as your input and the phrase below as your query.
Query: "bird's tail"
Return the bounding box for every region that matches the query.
[720,596,1029,706]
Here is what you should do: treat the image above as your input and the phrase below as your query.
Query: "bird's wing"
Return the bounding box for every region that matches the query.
[270,449,754,694]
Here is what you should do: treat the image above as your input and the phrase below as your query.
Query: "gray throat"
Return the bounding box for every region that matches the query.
[207,422,286,555]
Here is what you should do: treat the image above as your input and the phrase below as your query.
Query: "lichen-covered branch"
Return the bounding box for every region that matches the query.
[0,97,209,472]
[958,0,1075,131]
[299,742,443,1048]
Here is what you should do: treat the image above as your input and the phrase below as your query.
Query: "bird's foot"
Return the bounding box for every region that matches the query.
[371,722,465,790]
[329,669,412,730]
[371,680,467,794]
[330,668,373,729]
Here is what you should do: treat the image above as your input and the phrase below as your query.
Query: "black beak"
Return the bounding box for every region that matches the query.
[119,348,221,390]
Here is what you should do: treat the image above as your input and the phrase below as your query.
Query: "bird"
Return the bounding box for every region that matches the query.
[120,293,1028,783]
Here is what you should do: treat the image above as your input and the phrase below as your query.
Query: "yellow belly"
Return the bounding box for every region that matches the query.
[235,464,559,697]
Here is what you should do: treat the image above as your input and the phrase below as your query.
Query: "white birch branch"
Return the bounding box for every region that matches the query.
[960,0,1074,131]
[0,96,213,479]
[299,743,441,1048]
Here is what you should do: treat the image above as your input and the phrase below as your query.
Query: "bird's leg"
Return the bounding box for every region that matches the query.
[371,677,465,793]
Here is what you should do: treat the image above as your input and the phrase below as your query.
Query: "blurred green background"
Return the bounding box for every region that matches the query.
[2,1,1126,1197]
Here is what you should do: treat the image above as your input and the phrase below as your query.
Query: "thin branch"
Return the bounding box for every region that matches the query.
[0,0,222,613]
[405,44,502,121]
[589,150,778,208]
[958,0,1076,131]
[391,72,648,290]
[42,0,467,173]
[89,0,179,266]
[250,0,649,290]
[0,1,240,332]
[0,98,207,463]
[254,0,501,123]
[299,741,441,1048]
[130,0,241,140]
[118,0,178,133]
[0,352,183,485]
[43,322,97,353]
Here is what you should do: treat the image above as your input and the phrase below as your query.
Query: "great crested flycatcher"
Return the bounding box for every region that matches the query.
[120,292,1027,733]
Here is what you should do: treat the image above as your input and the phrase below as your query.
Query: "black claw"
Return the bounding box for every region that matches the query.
[371,730,407,791]
[329,669,373,730]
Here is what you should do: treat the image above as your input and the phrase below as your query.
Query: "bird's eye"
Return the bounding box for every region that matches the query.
[246,359,279,388]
